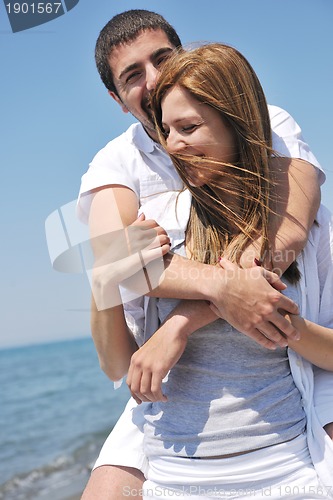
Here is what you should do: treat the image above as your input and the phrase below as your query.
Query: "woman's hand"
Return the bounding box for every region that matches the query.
[127,321,188,404]
[126,299,217,404]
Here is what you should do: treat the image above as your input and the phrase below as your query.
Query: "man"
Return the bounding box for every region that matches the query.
[78,9,331,499]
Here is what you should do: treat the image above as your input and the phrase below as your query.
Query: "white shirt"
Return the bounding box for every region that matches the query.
[289,204,333,486]
[78,121,183,224]
[77,105,325,340]
[77,105,325,224]
[131,193,333,487]
[80,109,332,486]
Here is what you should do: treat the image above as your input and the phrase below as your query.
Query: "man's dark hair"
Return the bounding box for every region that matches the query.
[95,9,182,94]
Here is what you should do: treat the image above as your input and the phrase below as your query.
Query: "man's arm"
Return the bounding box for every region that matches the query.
[125,159,321,401]
[148,159,320,335]
[151,254,299,340]
[90,157,319,378]
[268,158,320,272]
[89,185,169,380]
[88,182,300,369]
[127,304,333,403]
[126,158,323,403]
[89,186,139,380]
[91,296,138,381]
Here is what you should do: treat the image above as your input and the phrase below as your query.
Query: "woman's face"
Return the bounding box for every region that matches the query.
[161,85,237,187]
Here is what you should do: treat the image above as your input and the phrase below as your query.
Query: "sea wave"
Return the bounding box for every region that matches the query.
[0,338,130,500]
[0,428,108,500]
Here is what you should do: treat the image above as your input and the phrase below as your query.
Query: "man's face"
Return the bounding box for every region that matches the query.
[108,29,175,140]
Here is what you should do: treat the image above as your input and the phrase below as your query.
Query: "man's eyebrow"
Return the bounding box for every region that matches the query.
[151,47,174,59]
[118,47,174,81]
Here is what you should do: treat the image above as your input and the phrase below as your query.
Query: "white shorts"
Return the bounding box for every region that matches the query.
[143,434,329,499]
[93,397,148,476]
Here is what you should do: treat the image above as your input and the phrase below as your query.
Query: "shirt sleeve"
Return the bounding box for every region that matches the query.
[312,206,333,426]
[269,105,325,186]
[313,367,333,427]
[123,296,145,346]
[77,137,141,224]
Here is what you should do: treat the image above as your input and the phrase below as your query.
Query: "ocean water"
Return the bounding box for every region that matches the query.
[0,337,130,500]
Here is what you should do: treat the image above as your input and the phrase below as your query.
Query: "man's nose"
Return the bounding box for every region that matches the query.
[146,64,158,91]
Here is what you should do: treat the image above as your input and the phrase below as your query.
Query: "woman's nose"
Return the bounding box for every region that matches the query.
[166,131,187,154]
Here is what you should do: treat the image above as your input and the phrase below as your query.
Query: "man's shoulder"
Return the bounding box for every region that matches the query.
[95,122,154,159]
[90,123,142,168]
[316,204,333,229]
[101,122,141,152]
[268,104,289,119]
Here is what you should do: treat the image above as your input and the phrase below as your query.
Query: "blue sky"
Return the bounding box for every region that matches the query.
[1,0,332,348]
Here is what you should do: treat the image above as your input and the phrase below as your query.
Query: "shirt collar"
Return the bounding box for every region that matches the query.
[131,122,158,154]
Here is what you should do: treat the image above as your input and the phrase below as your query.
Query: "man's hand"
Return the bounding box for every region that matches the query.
[209,258,300,350]
[93,214,170,269]
[92,215,170,310]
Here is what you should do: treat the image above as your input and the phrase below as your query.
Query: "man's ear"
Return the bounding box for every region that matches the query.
[108,91,129,114]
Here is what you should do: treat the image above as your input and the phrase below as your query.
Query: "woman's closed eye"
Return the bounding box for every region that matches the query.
[161,124,170,137]
[182,124,199,133]
[161,123,200,138]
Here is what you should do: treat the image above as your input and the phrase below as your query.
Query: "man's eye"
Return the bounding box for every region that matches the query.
[156,55,169,67]
[126,72,141,84]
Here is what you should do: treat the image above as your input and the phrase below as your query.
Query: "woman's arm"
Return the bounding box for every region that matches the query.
[288,315,333,371]
[127,299,217,404]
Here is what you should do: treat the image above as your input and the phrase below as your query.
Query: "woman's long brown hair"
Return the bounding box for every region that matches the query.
[151,43,299,282]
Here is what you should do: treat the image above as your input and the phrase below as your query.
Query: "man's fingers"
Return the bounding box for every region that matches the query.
[269,312,301,341]
[262,269,287,291]
[217,257,238,271]
[255,322,288,348]
[247,329,278,350]
[146,234,170,251]
[277,294,299,315]
[209,302,222,319]
[134,213,145,223]
[127,225,170,256]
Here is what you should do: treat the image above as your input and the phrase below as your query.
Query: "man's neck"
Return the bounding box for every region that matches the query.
[143,124,159,143]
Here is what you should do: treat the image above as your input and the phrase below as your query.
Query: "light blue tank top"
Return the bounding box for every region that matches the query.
[142,249,306,458]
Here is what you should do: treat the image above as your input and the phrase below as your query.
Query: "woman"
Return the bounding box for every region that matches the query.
[124,44,333,499]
